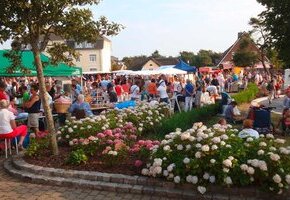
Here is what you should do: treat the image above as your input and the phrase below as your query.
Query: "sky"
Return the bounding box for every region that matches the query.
[0,0,265,59]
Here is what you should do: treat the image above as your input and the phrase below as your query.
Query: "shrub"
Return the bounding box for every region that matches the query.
[142,123,290,194]
[25,136,50,157]
[67,149,88,165]
[232,83,259,104]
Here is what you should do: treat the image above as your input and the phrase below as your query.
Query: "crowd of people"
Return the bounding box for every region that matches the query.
[0,68,287,149]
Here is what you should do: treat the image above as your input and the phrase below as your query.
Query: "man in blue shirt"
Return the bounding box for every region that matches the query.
[184,79,194,112]
[69,94,93,118]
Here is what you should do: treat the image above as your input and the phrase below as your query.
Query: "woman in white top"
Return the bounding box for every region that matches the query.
[130,80,140,101]
[0,100,28,148]
[238,119,259,139]
[157,79,169,103]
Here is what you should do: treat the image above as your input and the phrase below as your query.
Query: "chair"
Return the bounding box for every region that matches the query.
[0,134,19,158]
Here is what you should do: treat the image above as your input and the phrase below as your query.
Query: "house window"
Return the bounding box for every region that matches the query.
[89,54,96,62]
[90,68,97,71]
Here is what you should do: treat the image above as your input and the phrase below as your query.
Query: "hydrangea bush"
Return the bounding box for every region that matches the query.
[141,123,290,194]
[56,102,168,166]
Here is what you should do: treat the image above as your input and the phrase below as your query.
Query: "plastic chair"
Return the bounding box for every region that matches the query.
[0,135,19,158]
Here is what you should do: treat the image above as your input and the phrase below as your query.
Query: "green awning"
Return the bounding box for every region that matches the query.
[0,50,82,77]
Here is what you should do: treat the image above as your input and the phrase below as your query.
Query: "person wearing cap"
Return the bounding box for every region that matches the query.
[238,119,259,139]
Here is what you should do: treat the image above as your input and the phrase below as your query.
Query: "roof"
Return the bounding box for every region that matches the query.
[217,32,271,67]
[151,57,179,66]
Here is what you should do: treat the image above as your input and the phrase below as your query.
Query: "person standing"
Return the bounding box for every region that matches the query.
[24,84,41,136]
[130,80,140,101]
[0,81,9,101]
[267,80,275,104]
[184,79,194,112]
[157,75,169,103]
[147,79,157,100]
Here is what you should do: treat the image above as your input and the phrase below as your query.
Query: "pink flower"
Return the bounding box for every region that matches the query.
[134,160,143,168]
[106,140,113,145]
[82,139,90,145]
[79,138,85,143]
[114,128,122,133]
[138,140,145,145]
[88,136,97,141]
[126,122,134,129]
[104,130,113,136]
[97,133,105,138]
[114,133,122,139]
[72,139,79,144]
[153,140,160,145]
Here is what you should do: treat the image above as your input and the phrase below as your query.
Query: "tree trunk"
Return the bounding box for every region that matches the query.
[33,49,59,155]
[261,49,270,76]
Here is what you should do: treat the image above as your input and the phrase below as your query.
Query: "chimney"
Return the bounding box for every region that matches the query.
[238,32,244,39]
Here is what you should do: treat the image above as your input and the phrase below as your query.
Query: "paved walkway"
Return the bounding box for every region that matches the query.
[252,95,285,114]
[0,157,171,200]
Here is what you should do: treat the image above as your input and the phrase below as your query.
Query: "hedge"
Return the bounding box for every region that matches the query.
[154,83,259,138]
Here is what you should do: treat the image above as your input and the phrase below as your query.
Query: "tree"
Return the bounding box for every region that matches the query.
[196,50,213,67]
[0,0,123,155]
[249,17,272,74]
[232,36,258,67]
[256,0,290,67]
[151,50,164,59]
[179,51,196,66]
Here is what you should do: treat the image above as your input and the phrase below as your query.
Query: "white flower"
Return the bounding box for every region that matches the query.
[177,145,183,150]
[270,153,280,161]
[259,142,267,147]
[226,144,232,148]
[240,164,249,171]
[65,135,70,139]
[186,175,193,183]
[197,186,206,194]
[153,158,163,166]
[201,145,210,152]
[186,144,192,150]
[195,151,202,158]
[270,147,277,151]
[163,145,171,151]
[57,137,62,141]
[211,145,218,150]
[247,167,255,175]
[163,170,169,177]
[180,132,190,141]
[68,128,73,133]
[246,137,254,142]
[224,176,233,185]
[223,159,232,168]
[167,164,175,172]
[189,136,195,142]
[259,162,268,171]
[221,134,229,140]
[69,141,74,146]
[210,159,216,164]
[183,158,190,164]
[266,134,274,139]
[220,141,226,146]
[56,131,61,135]
[174,176,181,184]
[87,125,92,129]
[274,139,285,144]
[257,150,265,155]
[138,127,143,132]
[192,176,198,184]
[203,173,210,180]
[273,174,282,183]
[223,168,229,173]
[209,176,216,183]
[141,168,149,175]
[228,156,234,161]
[285,175,290,184]
[195,143,202,148]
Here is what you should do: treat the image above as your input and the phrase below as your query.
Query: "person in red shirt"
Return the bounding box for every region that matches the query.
[114,80,123,102]
[121,79,130,101]
[0,81,8,100]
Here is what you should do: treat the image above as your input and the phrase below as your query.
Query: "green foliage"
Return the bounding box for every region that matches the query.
[256,0,290,67]
[233,36,258,67]
[231,83,259,104]
[67,149,88,165]
[180,50,222,67]
[25,137,50,157]
[155,104,220,139]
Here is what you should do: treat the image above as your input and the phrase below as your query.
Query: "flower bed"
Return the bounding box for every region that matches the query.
[26,102,169,168]
[141,122,290,194]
